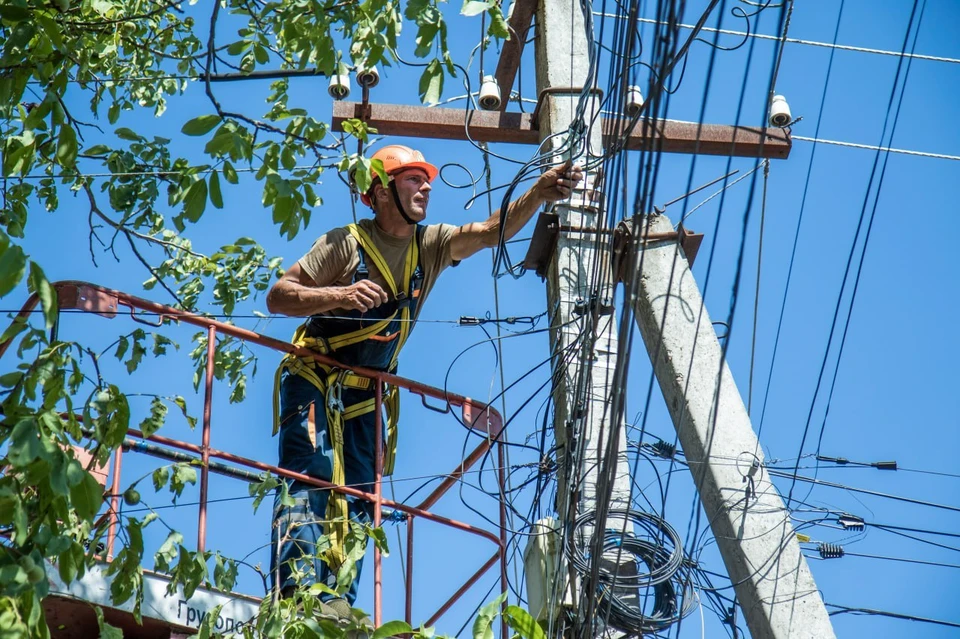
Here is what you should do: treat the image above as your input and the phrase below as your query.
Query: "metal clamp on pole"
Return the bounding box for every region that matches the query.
[531,86,604,128]
[612,217,705,282]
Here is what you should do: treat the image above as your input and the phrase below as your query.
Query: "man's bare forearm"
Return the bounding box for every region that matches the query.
[266,281,345,317]
[451,187,545,259]
[499,186,545,243]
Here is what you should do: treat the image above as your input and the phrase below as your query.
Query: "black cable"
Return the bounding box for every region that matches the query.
[784,0,925,508]
[826,604,960,630]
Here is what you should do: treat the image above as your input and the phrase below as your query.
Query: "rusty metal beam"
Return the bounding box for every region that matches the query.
[494,0,537,110]
[334,101,537,144]
[333,102,791,159]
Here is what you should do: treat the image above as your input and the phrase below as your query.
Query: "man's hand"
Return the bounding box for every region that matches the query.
[340,280,389,312]
[533,161,584,203]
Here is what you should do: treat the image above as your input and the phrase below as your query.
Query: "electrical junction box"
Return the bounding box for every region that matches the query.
[523,517,576,622]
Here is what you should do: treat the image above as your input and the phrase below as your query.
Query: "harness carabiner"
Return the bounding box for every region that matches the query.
[327,370,346,414]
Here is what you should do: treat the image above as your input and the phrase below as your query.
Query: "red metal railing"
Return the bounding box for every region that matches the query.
[0,281,508,632]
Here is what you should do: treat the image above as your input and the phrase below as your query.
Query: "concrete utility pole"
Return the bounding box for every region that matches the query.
[533,0,633,616]
[627,213,835,638]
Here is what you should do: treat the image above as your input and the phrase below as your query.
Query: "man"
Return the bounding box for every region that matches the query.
[266,144,582,607]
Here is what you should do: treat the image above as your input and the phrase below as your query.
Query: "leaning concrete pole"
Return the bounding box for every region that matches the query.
[533,0,633,612]
[628,213,835,638]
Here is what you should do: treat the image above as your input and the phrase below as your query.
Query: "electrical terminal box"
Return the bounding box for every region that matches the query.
[523,517,576,622]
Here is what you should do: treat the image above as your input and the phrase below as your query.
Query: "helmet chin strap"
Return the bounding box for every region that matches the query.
[388,180,418,226]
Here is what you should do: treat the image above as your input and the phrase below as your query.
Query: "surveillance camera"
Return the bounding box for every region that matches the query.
[769,94,791,127]
[356,66,380,89]
[478,75,501,111]
[625,85,644,117]
[328,73,351,100]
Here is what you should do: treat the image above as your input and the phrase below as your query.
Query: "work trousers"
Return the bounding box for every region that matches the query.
[270,372,379,603]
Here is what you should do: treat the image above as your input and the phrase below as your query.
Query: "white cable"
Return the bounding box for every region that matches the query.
[676,161,766,227]
[791,135,960,161]
[698,591,706,639]
[597,14,960,65]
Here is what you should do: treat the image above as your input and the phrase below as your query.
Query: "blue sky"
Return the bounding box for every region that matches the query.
[9,0,960,636]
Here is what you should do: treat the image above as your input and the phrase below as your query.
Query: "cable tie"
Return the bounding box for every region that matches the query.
[382,509,406,524]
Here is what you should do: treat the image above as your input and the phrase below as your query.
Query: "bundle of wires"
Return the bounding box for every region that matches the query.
[565,508,696,634]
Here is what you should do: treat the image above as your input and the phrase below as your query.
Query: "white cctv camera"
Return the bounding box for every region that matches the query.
[356,66,380,89]
[625,85,644,117]
[478,75,501,111]
[769,94,792,127]
[328,73,351,100]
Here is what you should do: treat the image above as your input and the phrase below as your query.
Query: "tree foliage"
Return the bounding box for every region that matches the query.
[0,0,514,636]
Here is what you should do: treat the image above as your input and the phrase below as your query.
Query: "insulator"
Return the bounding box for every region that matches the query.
[356,66,380,88]
[818,543,845,559]
[328,73,351,100]
[651,440,676,460]
[769,94,792,127]
[478,75,501,110]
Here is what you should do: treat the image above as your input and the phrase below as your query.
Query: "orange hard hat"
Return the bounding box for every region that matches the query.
[360,144,438,207]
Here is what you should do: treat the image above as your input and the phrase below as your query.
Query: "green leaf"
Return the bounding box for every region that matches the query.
[170,463,197,500]
[56,124,78,168]
[152,466,170,492]
[418,59,444,105]
[248,473,280,515]
[95,605,123,639]
[181,115,222,136]
[58,542,84,585]
[0,315,29,346]
[366,525,390,557]
[0,6,32,22]
[503,606,545,639]
[70,468,104,521]
[114,128,141,142]
[172,396,197,429]
[487,4,510,40]
[461,0,492,17]
[114,335,129,361]
[367,157,387,191]
[208,171,223,209]
[182,179,208,222]
[473,592,506,639]
[0,240,27,298]
[154,531,182,571]
[28,262,58,330]
[222,161,239,184]
[374,621,414,639]
[138,398,167,438]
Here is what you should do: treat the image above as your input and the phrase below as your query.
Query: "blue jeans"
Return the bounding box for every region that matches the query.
[270,372,378,603]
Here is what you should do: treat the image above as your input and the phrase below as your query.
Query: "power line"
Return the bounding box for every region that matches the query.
[791,135,960,162]
[616,15,960,65]
[826,603,960,630]
[783,0,925,509]
[767,468,960,515]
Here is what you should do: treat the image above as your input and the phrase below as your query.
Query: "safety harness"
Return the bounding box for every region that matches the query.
[273,222,424,568]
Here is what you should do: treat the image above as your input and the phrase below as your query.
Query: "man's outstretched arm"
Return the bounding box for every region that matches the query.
[450,162,583,262]
[266,263,389,316]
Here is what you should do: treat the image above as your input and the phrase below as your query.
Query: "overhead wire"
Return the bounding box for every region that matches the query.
[783,0,926,509]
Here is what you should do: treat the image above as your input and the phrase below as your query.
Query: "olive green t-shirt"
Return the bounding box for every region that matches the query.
[297,218,458,321]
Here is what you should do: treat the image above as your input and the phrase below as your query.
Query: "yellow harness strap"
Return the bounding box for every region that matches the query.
[272,224,420,570]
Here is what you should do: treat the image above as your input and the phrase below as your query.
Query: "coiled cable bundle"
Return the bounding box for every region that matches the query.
[565,508,696,634]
